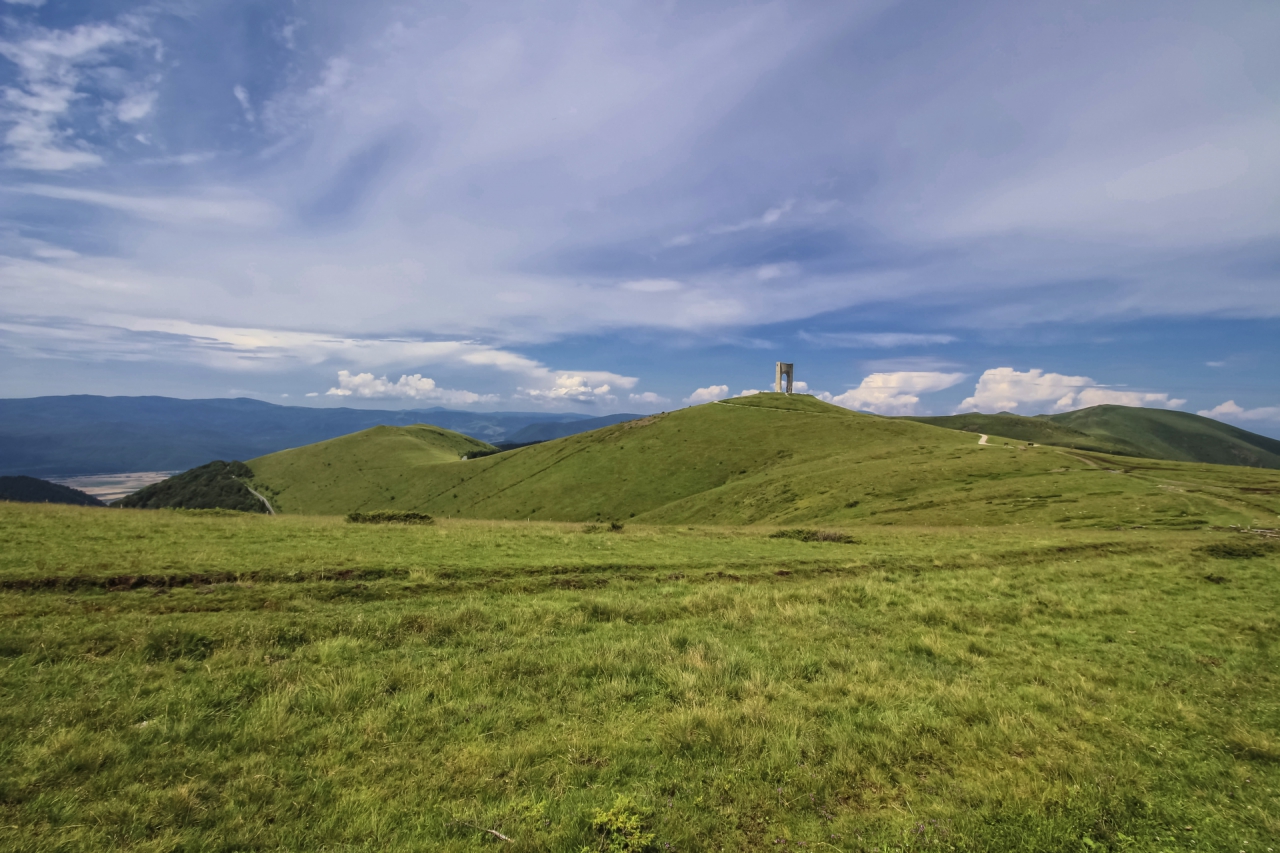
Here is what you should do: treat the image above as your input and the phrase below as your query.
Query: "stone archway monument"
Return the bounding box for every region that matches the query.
[775,362,794,394]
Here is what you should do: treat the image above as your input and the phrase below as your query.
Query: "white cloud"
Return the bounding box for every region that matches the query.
[958,368,1185,414]
[2,0,47,6]
[0,20,150,170]
[620,278,681,293]
[827,371,966,416]
[325,369,495,404]
[684,384,729,405]
[9,184,278,227]
[116,89,157,123]
[628,391,668,405]
[799,331,957,348]
[735,388,762,397]
[519,372,630,405]
[305,392,318,397]
[1198,400,1280,424]
[233,85,254,122]
[756,263,798,281]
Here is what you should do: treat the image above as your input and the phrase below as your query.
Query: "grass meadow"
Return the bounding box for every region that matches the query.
[1,503,1278,851]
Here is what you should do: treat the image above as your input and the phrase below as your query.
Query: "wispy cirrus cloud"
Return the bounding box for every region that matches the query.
[0,16,157,170]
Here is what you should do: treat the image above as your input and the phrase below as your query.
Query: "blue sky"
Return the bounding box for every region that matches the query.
[1,0,1278,435]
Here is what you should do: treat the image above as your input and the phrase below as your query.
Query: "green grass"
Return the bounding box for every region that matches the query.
[248,394,1280,528]
[2,502,1279,851]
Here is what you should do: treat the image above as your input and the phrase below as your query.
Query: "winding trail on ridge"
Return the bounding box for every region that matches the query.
[242,483,276,515]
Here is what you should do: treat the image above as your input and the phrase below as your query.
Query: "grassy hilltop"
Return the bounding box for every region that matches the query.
[2,502,1278,850]
[247,394,1280,528]
[248,423,497,514]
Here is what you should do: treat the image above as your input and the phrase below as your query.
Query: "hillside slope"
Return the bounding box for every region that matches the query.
[907,413,1144,455]
[0,476,104,507]
[909,406,1280,469]
[249,394,1280,528]
[1046,406,1280,469]
[117,461,266,512]
[249,424,497,515]
[506,413,641,444]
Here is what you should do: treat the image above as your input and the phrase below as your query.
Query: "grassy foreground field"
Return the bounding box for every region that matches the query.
[2,502,1278,851]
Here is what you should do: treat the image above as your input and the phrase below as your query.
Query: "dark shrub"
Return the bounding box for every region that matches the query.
[769,528,856,544]
[346,510,434,525]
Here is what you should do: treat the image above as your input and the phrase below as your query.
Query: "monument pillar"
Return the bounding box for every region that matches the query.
[775,362,794,394]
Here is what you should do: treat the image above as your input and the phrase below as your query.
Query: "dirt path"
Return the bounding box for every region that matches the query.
[978,434,989,445]
[242,483,276,515]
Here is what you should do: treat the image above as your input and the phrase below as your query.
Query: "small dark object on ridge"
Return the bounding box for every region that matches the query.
[770,528,855,544]
[346,510,434,524]
[1204,574,1229,584]
[609,520,624,532]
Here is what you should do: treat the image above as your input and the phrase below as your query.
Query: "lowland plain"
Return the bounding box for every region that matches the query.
[2,394,1279,852]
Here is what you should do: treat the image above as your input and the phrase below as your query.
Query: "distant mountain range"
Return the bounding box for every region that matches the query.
[0,395,640,477]
[909,405,1280,469]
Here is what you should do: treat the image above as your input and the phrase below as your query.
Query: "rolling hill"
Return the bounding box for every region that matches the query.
[1048,405,1280,468]
[0,475,104,506]
[906,412,1144,455]
[248,424,498,515]
[912,406,1280,469]
[247,393,1280,528]
[0,396,601,478]
[116,461,267,513]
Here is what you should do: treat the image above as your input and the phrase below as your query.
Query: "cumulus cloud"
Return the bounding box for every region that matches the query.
[684,385,729,405]
[958,368,1185,414]
[325,370,496,404]
[629,391,669,405]
[825,371,966,416]
[735,389,762,397]
[519,372,630,405]
[1198,401,1280,424]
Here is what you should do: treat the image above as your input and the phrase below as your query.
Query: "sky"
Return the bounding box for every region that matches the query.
[1,0,1277,435]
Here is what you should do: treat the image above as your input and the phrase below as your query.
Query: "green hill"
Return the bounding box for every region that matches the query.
[117,461,267,512]
[906,412,1144,455]
[913,405,1280,469]
[248,423,498,515]
[0,475,104,507]
[248,394,1280,528]
[1046,405,1280,469]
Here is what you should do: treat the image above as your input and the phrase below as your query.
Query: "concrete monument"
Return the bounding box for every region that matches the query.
[775,362,794,394]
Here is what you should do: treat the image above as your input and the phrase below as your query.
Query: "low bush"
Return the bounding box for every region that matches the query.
[346,510,434,525]
[769,528,855,543]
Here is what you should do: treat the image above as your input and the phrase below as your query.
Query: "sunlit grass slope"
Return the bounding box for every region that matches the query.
[248,424,496,515]
[250,394,1280,528]
[2,502,1279,850]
